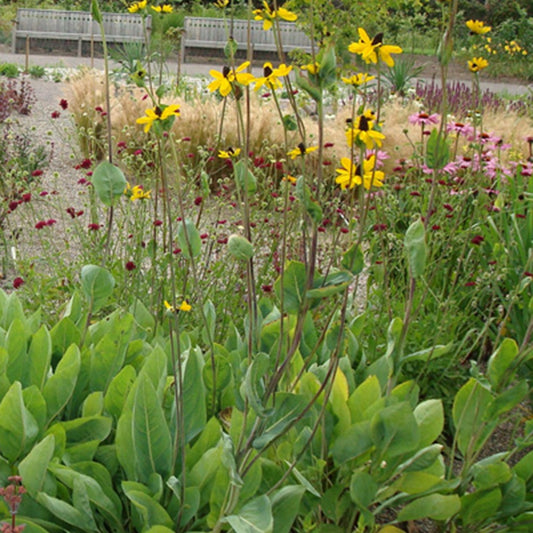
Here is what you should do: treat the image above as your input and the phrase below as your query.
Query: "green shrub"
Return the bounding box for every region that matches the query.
[0,63,20,78]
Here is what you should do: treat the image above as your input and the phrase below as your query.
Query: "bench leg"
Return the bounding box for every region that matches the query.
[25,37,30,72]
[78,38,82,57]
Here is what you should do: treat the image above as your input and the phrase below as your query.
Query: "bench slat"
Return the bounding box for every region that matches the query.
[12,8,149,56]
[181,16,314,63]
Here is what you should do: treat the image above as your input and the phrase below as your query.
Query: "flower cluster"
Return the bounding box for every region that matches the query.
[127,0,147,13]
[466,20,490,74]
[208,61,294,97]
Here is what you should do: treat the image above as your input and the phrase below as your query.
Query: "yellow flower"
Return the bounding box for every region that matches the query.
[164,300,192,313]
[128,0,147,13]
[124,183,151,201]
[346,110,385,149]
[131,66,147,86]
[282,175,297,184]
[131,185,151,201]
[208,62,255,97]
[287,143,318,159]
[214,0,229,7]
[335,155,384,190]
[218,147,241,159]
[301,62,319,75]
[136,104,181,133]
[341,72,375,87]
[253,1,297,31]
[348,28,402,67]
[254,62,292,91]
[151,4,173,13]
[468,57,488,73]
[466,20,491,35]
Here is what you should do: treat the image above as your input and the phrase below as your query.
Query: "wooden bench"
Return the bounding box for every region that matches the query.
[181,16,314,63]
[12,8,150,57]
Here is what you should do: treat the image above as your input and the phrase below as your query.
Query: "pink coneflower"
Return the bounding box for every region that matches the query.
[365,149,389,168]
[446,121,474,138]
[478,131,499,145]
[484,157,511,180]
[408,111,440,127]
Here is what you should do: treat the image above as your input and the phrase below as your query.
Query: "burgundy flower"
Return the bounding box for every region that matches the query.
[51,110,60,119]
[22,193,31,202]
[8,201,19,212]
[12,277,24,289]
[471,235,484,245]
[88,223,100,231]
[153,219,163,227]
[46,219,56,226]
[125,261,136,271]
[261,284,273,293]
[59,99,68,110]
[35,221,46,229]
[194,196,203,206]
[32,169,43,177]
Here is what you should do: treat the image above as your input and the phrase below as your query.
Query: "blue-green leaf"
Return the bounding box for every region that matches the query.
[92,161,127,207]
